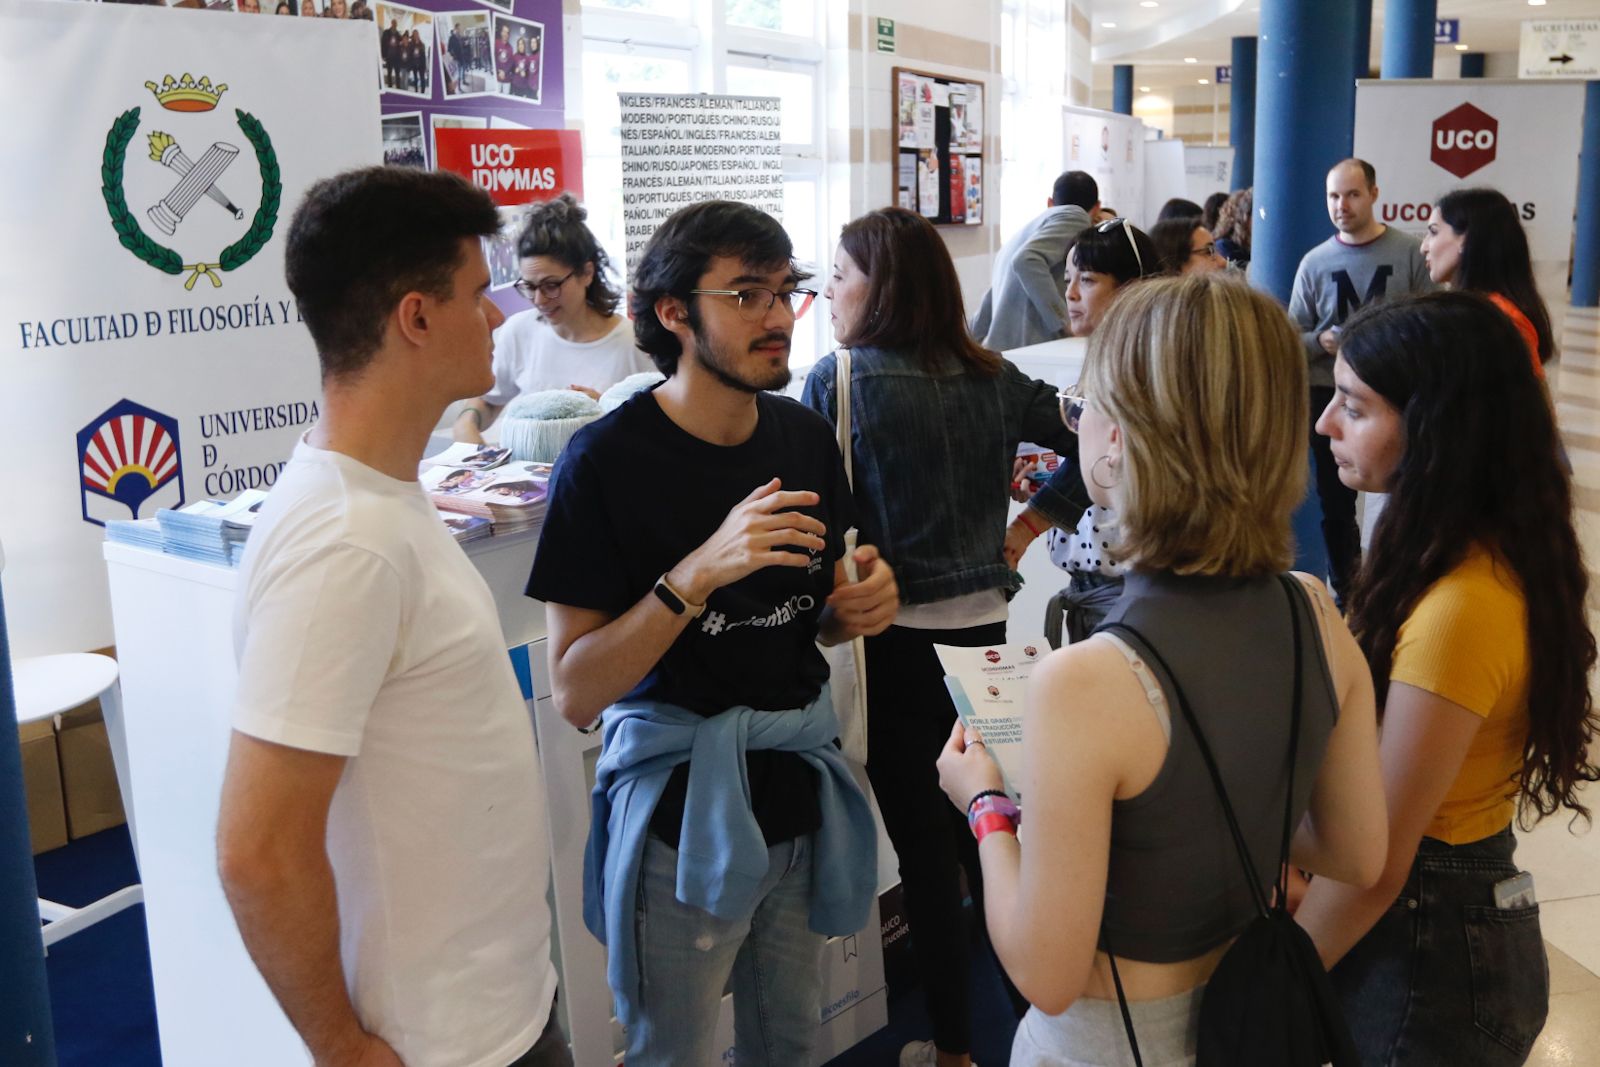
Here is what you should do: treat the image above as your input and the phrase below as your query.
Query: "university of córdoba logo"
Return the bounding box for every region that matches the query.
[77,399,186,527]
[100,73,281,290]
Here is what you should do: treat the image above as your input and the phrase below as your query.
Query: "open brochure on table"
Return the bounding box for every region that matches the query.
[934,639,1049,802]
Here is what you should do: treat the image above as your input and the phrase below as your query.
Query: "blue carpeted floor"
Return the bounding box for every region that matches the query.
[36,826,1018,1066]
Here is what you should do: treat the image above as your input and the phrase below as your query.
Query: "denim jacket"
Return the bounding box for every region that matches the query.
[801,345,1089,605]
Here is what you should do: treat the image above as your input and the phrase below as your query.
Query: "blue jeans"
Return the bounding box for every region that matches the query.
[1331,825,1549,1066]
[625,834,825,1067]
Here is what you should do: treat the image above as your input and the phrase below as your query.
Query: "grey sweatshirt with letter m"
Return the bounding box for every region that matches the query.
[1288,227,1434,387]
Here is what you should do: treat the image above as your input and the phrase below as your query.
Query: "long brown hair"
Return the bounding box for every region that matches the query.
[1341,292,1598,825]
[836,207,1001,376]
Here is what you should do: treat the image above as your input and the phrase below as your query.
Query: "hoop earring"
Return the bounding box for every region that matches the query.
[1091,455,1118,490]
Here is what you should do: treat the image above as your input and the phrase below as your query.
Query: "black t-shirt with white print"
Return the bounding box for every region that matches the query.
[526,386,855,846]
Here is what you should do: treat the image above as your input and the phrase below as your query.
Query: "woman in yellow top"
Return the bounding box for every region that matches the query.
[1299,289,1599,1065]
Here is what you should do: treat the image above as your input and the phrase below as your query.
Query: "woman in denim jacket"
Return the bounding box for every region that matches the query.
[802,207,1090,1067]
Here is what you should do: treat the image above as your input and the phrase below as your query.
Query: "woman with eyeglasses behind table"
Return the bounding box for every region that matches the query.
[936,274,1386,1067]
[801,206,1092,1067]
[1009,218,1157,642]
[453,193,653,444]
[1150,217,1228,277]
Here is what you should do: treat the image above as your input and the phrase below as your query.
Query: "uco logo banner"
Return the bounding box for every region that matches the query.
[101,73,281,290]
[77,398,185,526]
[433,128,583,207]
[1431,103,1497,179]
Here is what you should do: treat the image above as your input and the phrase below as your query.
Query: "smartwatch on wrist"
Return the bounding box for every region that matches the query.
[653,574,706,619]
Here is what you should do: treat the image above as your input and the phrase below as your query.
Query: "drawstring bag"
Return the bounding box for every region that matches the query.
[1099,574,1359,1067]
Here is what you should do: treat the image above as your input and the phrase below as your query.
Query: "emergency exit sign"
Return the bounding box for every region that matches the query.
[876,17,896,53]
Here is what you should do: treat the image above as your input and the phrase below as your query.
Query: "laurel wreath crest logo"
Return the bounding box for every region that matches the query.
[100,85,281,291]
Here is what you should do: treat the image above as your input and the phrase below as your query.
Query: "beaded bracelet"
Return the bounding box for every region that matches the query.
[967,792,1021,844]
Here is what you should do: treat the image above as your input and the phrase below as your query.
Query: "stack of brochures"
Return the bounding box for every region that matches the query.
[421,459,551,533]
[154,490,269,565]
[422,442,515,472]
[105,517,164,552]
[440,513,492,545]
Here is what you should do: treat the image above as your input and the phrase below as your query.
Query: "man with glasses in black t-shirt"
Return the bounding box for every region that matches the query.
[527,200,898,1067]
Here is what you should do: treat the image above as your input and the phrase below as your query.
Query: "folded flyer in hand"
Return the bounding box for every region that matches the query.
[935,639,1049,802]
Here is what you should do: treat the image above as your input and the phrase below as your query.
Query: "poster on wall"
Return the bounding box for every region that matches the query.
[1183,145,1235,207]
[1519,18,1600,79]
[617,93,784,274]
[0,0,380,656]
[1354,78,1584,336]
[1063,104,1146,227]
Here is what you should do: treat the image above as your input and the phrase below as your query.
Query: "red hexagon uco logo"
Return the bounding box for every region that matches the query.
[1431,103,1498,179]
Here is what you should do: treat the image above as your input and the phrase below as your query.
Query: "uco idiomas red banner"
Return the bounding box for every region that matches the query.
[432,128,582,206]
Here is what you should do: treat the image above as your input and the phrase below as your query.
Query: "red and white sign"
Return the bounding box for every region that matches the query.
[1430,103,1498,179]
[433,129,582,206]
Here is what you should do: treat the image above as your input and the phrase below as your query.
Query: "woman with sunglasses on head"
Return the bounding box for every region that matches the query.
[1009,218,1157,639]
[1419,188,1553,378]
[1150,216,1228,277]
[802,207,1093,1067]
[1295,291,1596,1066]
[937,274,1387,1067]
[454,194,652,444]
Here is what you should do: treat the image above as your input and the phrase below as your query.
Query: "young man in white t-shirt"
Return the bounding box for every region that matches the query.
[454,193,653,444]
[217,167,567,1067]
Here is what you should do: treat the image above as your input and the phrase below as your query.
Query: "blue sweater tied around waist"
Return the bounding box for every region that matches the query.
[582,692,878,1029]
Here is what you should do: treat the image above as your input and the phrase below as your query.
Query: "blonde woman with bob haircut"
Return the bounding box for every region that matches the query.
[937,274,1388,1066]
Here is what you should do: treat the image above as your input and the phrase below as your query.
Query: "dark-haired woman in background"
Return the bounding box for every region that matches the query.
[802,207,1090,1067]
[1297,291,1598,1065]
[454,194,651,443]
[1420,187,1554,377]
[1202,190,1229,233]
[1150,216,1227,276]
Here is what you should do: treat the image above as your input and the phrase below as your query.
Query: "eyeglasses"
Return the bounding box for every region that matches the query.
[689,287,818,322]
[1190,242,1217,259]
[1094,217,1144,276]
[514,269,577,301]
[1057,386,1089,433]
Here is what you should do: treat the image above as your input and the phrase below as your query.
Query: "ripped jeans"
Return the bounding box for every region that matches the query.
[624,834,824,1067]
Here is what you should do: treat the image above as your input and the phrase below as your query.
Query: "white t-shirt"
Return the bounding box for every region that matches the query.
[483,310,654,405]
[232,440,557,1067]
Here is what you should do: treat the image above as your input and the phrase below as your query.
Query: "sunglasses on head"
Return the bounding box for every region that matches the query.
[1093,217,1143,276]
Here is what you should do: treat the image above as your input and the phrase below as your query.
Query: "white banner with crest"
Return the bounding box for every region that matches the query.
[0,1,379,656]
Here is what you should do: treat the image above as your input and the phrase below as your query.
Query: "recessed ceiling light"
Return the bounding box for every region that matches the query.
[1528,0,1547,6]
[1198,78,1210,84]
[1184,57,1198,63]
[1101,21,1117,28]
[1139,85,1151,92]
[1139,1,1158,8]
[1455,44,1469,51]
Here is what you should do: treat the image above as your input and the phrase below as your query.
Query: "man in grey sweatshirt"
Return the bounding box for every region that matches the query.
[970,170,1098,352]
[1289,158,1433,602]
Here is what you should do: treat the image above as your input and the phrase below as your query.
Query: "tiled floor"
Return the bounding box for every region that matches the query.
[1524,305,1600,1066]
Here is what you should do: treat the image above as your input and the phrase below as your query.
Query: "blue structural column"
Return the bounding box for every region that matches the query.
[1230,36,1257,190]
[1382,0,1437,79]
[0,577,58,1065]
[1250,0,1360,303]
[1353,0,1374,78]
[1575,82,1600,308]
[1460,52,1486,78]
[1112,64,1134,116]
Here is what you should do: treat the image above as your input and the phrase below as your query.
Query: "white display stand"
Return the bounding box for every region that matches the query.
[103,529,887,1067]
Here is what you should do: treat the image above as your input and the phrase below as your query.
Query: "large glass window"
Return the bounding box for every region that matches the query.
[581,0,829,366]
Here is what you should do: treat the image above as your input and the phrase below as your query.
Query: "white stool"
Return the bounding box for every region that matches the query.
[13,652,143,947]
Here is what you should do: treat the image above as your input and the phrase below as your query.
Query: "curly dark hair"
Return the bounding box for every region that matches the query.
[1212,188,1252,251]
[516,193,622,317]
[1340,291,1598,826]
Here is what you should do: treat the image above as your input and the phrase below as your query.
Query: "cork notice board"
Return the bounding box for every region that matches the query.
[893,66,985,226]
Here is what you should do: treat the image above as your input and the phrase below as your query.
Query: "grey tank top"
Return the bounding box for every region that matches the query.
[1094,571,1338,963]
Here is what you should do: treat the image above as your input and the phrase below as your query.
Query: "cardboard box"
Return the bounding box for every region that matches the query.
[18,718,68,855]
[56,701,126,840]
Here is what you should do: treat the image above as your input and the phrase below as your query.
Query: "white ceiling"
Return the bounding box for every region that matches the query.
[1090,0,1597,93]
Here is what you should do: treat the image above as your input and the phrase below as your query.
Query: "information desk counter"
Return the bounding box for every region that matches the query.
[103,530,888,1067]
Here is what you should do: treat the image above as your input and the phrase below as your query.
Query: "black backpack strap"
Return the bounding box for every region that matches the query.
[1102,923,1144,1067]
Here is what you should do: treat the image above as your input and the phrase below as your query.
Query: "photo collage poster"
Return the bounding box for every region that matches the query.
[895,68,984,226]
